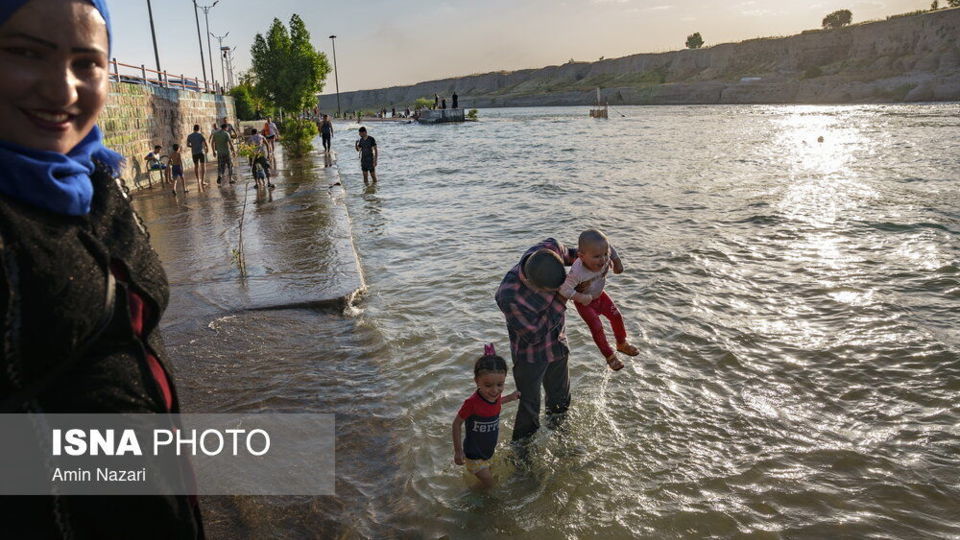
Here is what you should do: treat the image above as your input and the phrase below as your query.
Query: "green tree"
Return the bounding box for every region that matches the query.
[686,32,704,49]
[930,0,939,9]
[948,0,959,7]
[250,15,331,156]
[229,83,257,120]
[822,9,852,29]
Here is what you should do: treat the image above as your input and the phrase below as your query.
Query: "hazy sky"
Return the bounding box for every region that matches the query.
[109,0,932,94]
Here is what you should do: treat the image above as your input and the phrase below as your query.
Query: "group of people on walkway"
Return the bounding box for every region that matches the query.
[144,116,281,194]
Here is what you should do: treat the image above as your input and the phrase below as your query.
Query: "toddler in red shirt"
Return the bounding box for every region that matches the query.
[452,344,520,489]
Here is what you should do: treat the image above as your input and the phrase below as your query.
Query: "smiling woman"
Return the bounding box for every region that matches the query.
[0,1,203,538]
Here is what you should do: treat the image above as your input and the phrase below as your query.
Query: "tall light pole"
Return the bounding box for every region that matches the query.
[192,1,207,89]
[329,35,340,117]
[211,31,230,90]
[198,1,220,91]
[222,46,236,89]
[145,0,162,78]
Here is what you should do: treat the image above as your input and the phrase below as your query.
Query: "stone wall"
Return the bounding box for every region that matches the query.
[319,7,960,109]
[100,82,235,183]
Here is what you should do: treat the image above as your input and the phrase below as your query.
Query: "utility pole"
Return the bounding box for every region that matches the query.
[222,47,236,89]
[192,1,207,89]
[198,1,220,91]
[145,0,162,78]
[211,32,230,90]
[329,35,341,117]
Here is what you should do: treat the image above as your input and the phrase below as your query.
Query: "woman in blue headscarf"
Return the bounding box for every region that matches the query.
[0,1,203,537]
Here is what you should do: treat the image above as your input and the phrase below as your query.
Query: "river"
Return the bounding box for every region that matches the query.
[163,104,960,538]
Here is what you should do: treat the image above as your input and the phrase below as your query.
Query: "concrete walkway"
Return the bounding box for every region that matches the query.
[131,147,364,325]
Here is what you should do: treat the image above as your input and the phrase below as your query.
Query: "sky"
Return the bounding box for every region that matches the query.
[109,0,934,94]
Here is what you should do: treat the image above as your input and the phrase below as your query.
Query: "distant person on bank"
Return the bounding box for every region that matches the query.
[496,238,582,441]
[320,114,334,153]
[0,0,203,536]
[185,123,208,191]
[212,123,235,185]
[355,126,378,183]
[452,92,458,109]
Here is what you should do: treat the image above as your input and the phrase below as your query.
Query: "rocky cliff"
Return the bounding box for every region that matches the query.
[319,8,960,110]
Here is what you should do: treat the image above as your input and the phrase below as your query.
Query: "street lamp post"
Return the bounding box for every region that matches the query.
[211,32,230,90]
[192,1,207,90]
[329,35,340,117]
[198,1,220,91]
[145,0,162,79]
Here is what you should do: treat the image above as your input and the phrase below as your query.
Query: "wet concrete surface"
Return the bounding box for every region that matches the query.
[130,147,401,537]
[131,149,364,326]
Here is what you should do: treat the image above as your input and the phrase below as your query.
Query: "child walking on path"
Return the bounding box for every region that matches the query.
[170,143,186,195]
[559,229,639,371]
[452,345,520,489]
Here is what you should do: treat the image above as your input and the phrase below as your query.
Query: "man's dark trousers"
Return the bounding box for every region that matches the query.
[512,355,571,441]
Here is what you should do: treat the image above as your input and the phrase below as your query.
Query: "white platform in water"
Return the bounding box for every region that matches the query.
[417,108,465,124]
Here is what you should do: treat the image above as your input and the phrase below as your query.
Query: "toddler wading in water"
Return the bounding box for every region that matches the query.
[560,229,639,370]
[452,345,520,489]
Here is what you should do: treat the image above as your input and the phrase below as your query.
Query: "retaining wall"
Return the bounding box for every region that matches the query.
[100,82,235,183]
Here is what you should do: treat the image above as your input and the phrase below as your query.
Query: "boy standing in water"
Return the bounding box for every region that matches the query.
[355,126,378,183]
[320,114,334,152]
[559,229,639,370]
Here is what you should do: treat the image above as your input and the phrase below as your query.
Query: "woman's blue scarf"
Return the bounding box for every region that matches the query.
[0,0,122,217]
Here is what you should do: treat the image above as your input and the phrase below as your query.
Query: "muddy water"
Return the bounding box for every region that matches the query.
[146,104,959,538]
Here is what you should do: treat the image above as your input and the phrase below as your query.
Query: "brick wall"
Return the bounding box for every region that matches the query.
[100,82,236,183]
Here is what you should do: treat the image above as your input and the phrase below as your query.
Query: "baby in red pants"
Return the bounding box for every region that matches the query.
[559,229,639,370]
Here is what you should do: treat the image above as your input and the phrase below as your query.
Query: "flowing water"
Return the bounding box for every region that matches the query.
[161,104,960,538]
[332,105,960,538]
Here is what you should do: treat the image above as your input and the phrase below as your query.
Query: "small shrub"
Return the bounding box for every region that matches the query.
[279,118,318,157]
[466,109,478,120]
[803,66,824,79]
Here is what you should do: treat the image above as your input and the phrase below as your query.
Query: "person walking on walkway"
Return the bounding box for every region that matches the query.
[320,114,334,152]
[495,238,581,442]
[185,124,208,192]
[221,116,238,140]
[263,117,279,153]
[212,123,235,185]
[355,126,378,184]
